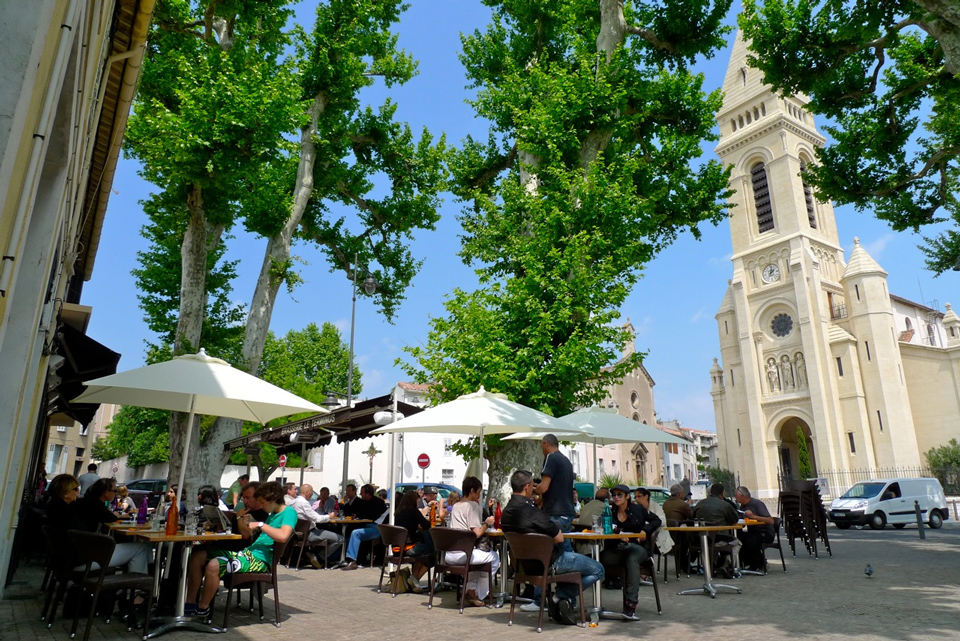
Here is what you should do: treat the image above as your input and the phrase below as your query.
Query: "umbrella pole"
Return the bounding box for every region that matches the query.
[387,392,398,526]
[593,438,599,490]
[170,396,196,617]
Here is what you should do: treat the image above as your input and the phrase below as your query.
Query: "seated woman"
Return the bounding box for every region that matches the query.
[197,484,229,511]
[634,487,673,555]
[598,484,661,620]
[394,490,435,592]
[116,485,138,515]
[46,475,152,576]
[185,481,295,617]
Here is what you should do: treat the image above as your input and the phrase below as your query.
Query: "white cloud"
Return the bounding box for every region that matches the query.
[690,307,708,324]
[862,233,895,259]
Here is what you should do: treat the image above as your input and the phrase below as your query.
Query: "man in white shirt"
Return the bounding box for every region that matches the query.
[284,482,298,506]
[291,483,342,568]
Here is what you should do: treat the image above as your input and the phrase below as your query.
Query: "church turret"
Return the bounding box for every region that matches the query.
[943,303,959,347]
[840,239,920,467]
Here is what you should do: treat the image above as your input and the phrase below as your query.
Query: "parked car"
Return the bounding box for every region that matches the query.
[393,482,460,500]
[828,477,949,530]
[125,478,167,511]
[631,485,671,506]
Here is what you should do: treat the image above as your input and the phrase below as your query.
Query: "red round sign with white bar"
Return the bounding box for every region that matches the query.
[417,453,430,469]
[279,454,287,468]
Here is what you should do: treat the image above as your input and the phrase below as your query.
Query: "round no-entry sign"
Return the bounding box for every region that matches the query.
[279,454,287,468]
[417,453,430,469]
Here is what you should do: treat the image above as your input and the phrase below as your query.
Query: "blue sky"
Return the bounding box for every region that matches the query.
[83,1,954,432]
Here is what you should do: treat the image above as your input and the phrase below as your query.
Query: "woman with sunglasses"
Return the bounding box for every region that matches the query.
[599,484,661,620]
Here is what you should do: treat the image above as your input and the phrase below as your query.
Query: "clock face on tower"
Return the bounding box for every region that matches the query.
[761,263,781,283]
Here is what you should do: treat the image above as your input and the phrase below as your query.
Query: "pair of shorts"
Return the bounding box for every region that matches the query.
[205,548,268,577]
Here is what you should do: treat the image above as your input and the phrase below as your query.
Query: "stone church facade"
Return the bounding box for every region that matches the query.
[709,32,960,499]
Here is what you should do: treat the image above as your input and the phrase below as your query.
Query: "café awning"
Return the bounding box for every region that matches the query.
[222,394,423,455]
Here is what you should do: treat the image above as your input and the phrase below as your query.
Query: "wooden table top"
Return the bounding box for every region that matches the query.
[133,530,242,543]
[663,523,745,532]
[328,518,374,524]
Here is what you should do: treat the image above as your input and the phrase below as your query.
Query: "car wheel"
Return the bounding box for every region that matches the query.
[835,523,851,530]
[892,523,906,529]
[929,511,944,529]
[868,512,886,530]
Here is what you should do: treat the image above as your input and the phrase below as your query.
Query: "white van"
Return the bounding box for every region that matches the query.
[828,477,949,530]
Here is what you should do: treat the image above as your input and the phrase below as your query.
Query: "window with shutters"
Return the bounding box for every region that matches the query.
[752,162,774,232]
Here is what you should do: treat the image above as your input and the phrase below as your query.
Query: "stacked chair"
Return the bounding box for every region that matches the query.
[778,480,832,559]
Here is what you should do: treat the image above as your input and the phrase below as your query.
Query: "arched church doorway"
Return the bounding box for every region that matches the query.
[776,417,816,482]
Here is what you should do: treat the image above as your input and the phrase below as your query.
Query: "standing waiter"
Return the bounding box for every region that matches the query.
[521,433,578,614]
[535,434,576,547]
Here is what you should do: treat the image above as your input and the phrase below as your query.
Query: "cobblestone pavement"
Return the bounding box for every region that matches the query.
[4,524,960,641]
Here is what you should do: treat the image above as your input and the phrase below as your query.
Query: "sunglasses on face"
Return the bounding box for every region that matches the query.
[612,493,626,498]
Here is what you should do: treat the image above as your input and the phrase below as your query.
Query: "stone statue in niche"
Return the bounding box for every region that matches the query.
[780,354,795,390]
[766,357,781,393]
[794,352,807,389]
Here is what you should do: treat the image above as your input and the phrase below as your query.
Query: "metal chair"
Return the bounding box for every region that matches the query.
[763,516,787,573]
[67,530,154,641]
[504,532,585,632]
[376,523,433,596]
[40,526,78,627]
[602,554,662,616]
[219,537,290,630]
[286,519,330,570]
[428,527,494,613]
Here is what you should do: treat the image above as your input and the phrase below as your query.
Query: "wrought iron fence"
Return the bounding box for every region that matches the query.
[812,466,942,497]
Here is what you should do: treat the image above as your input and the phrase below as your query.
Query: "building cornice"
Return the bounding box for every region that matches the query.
[715,113,826,160]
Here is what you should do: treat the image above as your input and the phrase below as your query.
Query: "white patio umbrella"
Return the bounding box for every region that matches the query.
[503,406,688,484]
[370,386,569,487]
[73,348,325,500]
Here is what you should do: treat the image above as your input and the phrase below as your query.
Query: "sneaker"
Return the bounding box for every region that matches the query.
[194,605,211,619]
[403,569,423,594]
[623,598,639,621]
[557,598,578,625]
[547,598,561,622]
[183,603,197,617]
[519,602,541,612]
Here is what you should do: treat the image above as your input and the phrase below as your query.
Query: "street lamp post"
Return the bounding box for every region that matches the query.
[341,253,378,495]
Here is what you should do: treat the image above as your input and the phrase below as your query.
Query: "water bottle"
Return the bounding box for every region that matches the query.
[136,497,148,525]
[165,499,179,535]
[602,499,613,535]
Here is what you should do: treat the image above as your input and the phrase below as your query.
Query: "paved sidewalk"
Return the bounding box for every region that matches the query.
[4,525,960,640]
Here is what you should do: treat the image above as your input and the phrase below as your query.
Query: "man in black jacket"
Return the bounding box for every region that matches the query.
[501,470,604,625]
[340,484,388,570]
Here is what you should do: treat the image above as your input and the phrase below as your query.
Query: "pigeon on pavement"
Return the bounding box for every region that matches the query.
[865,564,874,578]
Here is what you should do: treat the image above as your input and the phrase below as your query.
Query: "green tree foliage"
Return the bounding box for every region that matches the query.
[227,322,357,477]
[797,427,812,479]
[401,0,733,491]
[91,406,171,467]
[121,0,447,494]
[704,466,735,491]
[740,1,960,274]
[926,438,960,494]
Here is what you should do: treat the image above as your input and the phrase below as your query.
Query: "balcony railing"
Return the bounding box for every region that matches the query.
[830,303,847,320]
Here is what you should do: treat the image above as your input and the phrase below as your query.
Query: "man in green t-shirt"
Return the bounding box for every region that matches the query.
[185,481,296,618]
[228,474,249,510]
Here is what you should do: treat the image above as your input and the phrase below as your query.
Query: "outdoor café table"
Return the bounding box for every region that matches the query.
[134,528,241,638]
[663,523,745,598]
[106,521,151,536]
[563,530,650,622]
[482,529,512,608]
[327,518,374,564]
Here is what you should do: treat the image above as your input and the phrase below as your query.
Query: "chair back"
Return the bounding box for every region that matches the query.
[67,530,116,586]
[294,519,312,540]
[377,523,409,550]
[504,532,553,578]
[429,527,477,559]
